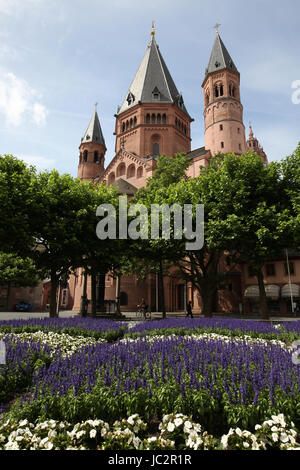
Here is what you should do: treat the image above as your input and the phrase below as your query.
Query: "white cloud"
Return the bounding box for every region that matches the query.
[0,71,48,127]
[18,154,55,170]
[0,0,43,14]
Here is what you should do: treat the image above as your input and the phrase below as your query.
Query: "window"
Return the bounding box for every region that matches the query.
[237,128,240,134]
[130,118,133,128]
[267,301,281,313]
[137,167,143,179]
[122,122,125,132]
[157,114,161,124]
[127,92,135,106]
[284,262,295,276]
[220,84,224,96]
[153,143,159,155]
[220,124,223,131]
[133,116,137,127]
[162,114,167,124]
[151,114,156,124]
[83,150,88,162]
[221,142,224,149]
[215,86,219,98]
[94,151,99,163]
[146,114,150,124]
[127,164,135,179]
[266,264,276,276]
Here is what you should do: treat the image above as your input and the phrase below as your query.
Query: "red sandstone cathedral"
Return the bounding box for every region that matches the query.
[64,27,298,316]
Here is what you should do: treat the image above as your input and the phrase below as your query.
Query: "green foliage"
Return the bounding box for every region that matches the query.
[0,253,39,287]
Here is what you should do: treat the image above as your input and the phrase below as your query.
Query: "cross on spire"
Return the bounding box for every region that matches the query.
[214,23,221,34]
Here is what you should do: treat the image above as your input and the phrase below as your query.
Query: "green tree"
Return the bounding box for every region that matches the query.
[0,155,37,256]
[0,253,39,310]
[166,152,293,318]
[32,171,117,317]
[128,154,190,317]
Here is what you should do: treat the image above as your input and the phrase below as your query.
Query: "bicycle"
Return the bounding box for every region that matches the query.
[136,306,151,320]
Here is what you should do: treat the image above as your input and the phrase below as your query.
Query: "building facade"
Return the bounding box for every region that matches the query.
[67,27,299,316]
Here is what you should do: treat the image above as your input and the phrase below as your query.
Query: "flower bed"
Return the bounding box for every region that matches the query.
[0,413,298,450]
[1,318,299,450]
[0,318,127,342]
[126,318,300,344]
[8,335,299,436]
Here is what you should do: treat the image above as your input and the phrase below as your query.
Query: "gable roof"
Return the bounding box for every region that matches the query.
[205,33,238,75]
[118,35,190,117]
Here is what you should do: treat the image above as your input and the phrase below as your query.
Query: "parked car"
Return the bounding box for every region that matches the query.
[14,301,33,312]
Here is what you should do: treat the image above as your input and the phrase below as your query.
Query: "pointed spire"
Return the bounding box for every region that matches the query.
[206,33,238,75]
[82,105,106,147]
[117,30,191,117]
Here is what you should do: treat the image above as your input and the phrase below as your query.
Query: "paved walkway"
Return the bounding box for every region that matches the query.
[0,310,299,322]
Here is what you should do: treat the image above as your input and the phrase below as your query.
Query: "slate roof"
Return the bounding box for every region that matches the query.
[118,35,191,117]
[81,107,106,146]
[111,178,138,195]
[186,147,208,159]
[205,33,238,75]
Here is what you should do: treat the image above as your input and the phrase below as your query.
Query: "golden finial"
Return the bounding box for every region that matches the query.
[151,20,155,36]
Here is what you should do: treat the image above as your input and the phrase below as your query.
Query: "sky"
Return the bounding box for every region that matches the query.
[0,0,299,176]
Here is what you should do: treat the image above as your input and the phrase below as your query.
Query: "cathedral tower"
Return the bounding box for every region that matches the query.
[78,105,106,182]
[202,30,247,156]
[247,124,268,164]
[114,26,193,159]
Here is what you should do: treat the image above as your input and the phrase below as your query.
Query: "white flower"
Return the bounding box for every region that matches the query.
[255,425,262,431]
[174,418,183,427]
[19,419,28,427]
[243,442,250,448]
[167,422,175,432]
[280,433,289,444]
[76,430,86,439]
[221,435,228,449]
[235,428,242,437]
[147,437,157,443]
[89,429,97,439]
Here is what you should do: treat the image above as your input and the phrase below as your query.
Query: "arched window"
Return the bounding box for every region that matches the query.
[83,150,88,162]
[184,125,187,135]
[120,292,128,306]
[146,114,150,124]
[162,114,167,124]
[151,114,156,124]
[221,142,224,149]
[127,164,135,179]
[126,120,129,130]
[220,124,223,131]
[122,122,125,132]
[215,86,219,98]
[94,151,99,163]
[133,116,137,127]
[116,162,126,177]
[175,117,178,127]
[220,84,224,96]
[157,114,161,124]
[108,172,115,185]
[137,166,143,178]
[153,143,159,155]
[229,84,232,96]
[232,87,236,97]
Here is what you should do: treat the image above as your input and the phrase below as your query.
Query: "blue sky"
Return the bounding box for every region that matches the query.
[0,0,299,176]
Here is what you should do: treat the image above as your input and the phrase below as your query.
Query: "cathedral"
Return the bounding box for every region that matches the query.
[65,26,299,316]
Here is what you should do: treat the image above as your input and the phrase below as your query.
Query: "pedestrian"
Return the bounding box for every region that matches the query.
[186,301,193,318]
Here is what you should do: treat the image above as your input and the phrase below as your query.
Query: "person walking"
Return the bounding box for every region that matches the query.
[186,301,193,318]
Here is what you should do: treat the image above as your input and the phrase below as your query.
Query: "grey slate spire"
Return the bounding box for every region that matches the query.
[82,105,106,147]
[118,32,190,116]
[205,32,238,75]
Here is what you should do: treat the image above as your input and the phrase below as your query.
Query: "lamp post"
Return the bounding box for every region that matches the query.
[285,248,295,315]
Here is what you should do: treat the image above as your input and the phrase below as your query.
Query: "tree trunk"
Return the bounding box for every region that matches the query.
[5,282,11,311]
[159,259,166,319]
[97,273,106,313]
[115,273,122,317]
[80,270,88,317]
[49,271,58,318]
[256,268,269,320]
[200,285,216,317]
[91,273,97,317]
